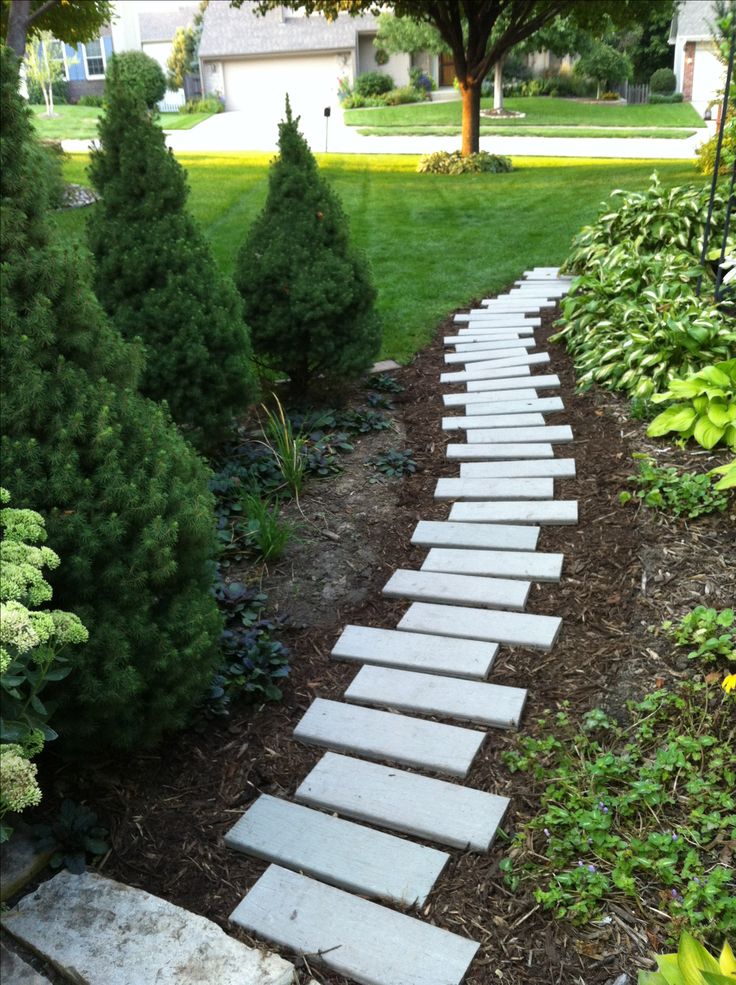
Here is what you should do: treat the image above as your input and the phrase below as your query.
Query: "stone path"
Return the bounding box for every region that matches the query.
[225,268,578,984]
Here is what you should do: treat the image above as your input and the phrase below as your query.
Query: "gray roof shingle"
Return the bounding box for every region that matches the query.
[671,0,719,42]
[139,5,199,43]
[199,0,379,59]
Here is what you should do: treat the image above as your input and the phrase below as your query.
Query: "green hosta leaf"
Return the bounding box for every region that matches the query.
[707,401,732,428]
[677,931,720,983]
[693,415,725,449]
[648,405,698,436]
[701,974,736,985]
[699,365,731,388]
[666,379,703,399]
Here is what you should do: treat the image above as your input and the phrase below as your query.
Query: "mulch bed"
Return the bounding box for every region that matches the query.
[38,302,735,985]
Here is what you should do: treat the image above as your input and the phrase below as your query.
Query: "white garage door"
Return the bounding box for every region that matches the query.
[223,54,345,133]
[692,42,725,111]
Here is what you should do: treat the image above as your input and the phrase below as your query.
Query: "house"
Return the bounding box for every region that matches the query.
[52,32,114,102]
[197,1,416,117]
[670,0,726,115]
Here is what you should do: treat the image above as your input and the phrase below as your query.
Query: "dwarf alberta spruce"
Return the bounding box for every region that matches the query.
[648,361,736,451]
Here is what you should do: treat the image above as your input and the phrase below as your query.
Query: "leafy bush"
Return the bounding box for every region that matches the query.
[503,684,736,938]
[354,71,394,97]
[33,799,109,873]
[107,51,165,108]
[639,932,736,985]
[34,139,66,208]
[1,47,222,752]
[26,77,68,105]
[539,73,594,98]
[553,249,733,398]
[417,150,512,175]
[664,606,735,665]
[77,93,104,107]
[650,67,676,94]
[383,85,426,105]
[648,361,736,451]
[574,42,632,96]
[598,90,621,100]
[696,105,736,176]
[619,455,729,519]
[235,98,380,399]
[409,66,435,93]
[88,56,256,449]
[649,91,684,103]
[178,96,222,114]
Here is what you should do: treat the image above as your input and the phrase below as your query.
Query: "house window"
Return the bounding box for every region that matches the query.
[83,39,105,79]
[46,39,68,80]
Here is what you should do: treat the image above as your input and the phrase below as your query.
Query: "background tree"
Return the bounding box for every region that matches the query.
[22,28,63,115]
[2,0,111,60]
[241,0,668,155]
[0,44,222,752]
[235,99,380,399]
[110,48,166,107]
[167,0,209,91]
[574,41,632,98]
[88,52,256,449]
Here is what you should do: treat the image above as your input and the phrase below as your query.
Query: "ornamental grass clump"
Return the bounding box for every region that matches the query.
[235,97,381,399]
[0,44,222,752]
[88,52,256,450]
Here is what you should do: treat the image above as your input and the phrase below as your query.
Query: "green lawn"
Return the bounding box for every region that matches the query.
[57,153,700,362]
[344,96,706,132]
[357,126,696,140]
[30,104,213,140]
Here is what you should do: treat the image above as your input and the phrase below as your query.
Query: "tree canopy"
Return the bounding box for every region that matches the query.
[2,0,112,58]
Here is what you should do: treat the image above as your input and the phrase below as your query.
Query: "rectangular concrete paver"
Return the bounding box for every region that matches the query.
[398,602,562,651]
[445,347,529,365]
[225,795,448,906]
[460,459,576,479]
[296,752,508,851]
[465,353,551,371]
[453,339,536,352]
[443,412,545,429]
[466,425,573,444]
[383,569,530,611]
[331,624,498,679]
[449,500,578,525]
[346,665,527,729]
[465,374,560,393]
[231,866,480,985]
[452,396,564,414]
[447,442,554,461]
[455,313,541,324]
[411,519,540,552]
[422,547,563,582]
[443,383,539,398]
[442,366,541,385]
[446,329,535,342]
[294,698,485,777]
[435,477,553,500]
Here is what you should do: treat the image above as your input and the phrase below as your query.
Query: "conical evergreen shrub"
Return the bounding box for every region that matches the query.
[0,45,222,752]
[235,98,381,398]
[88,53,255,449]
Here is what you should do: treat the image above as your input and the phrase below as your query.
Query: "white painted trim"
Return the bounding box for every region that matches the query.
[82,38,106,80]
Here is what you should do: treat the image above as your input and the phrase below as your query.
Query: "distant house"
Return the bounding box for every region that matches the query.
[670,0,726,115]
[52,32,114,102]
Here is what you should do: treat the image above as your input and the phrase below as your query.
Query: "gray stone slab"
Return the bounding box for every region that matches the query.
[454,313,541,324]
[460,459,576,479]
[1,832,53,902]
[411,519,540,552]
[456,396,564,414]
[453,339,535,352]
[442,367,538,385]
[435,477,554,501]
[443,412,545,430]
[467,425,573,444]
[447,442,554,461]
[346,665,527,729]
[444,385,557,405]
[466,352,551,370]
[371,360,401,373]
[1,870,294,985]
[231,865,480,985]
[0,944,52,985]
[398,602,562,651]
[444,333,524,345]
[445,346,528,365]
[383,568,529,611]
[422,547,563,582]
[296,752,508,851]
[449,500,578,525]
[465,373,559,393]
[443,385,539,400]
[441,364,531,383]
[331,624,498,679]
[294,698,485,777]
[225,795,447,906]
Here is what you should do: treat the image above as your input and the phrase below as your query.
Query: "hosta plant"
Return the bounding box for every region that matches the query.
[639,931,735,984]
[648,361,736,451]
[709,459,736,491]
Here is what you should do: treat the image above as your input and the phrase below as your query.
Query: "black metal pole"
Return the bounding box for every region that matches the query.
[714,156,736,300]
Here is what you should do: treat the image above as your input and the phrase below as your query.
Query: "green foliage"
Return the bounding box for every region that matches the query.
[574,42,632,95]
[26,76,68,104]
[33,799,109,873]
[650,67,676,93]
[1,1,112,53]
[178,95,222,114]
[709,459,736,491]
[664,607,735,666]
[650,91,684,104]
[619,456,729,519]
[648,361,736,451]
[0,45,222,752]
[342,85,427,109]
[235,99,380,398]
[76,93,103,107]
[368,448,417,478]
[88,56,256,448]
[367,373,404,394]
[417,150,513,174]
[375,11,448,56]
[241,492,293,561]
[260,397,308,496]
[107,50,165,108]
[355,71,394,97]
[502,684,736,938]
[167,25,193,90]
[639,932,736,984]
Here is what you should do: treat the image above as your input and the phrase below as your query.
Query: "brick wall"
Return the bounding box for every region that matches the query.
[682,41,696,100]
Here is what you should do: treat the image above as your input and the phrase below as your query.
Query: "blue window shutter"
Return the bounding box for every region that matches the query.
[102,35,113,62]
[67,43,85,80]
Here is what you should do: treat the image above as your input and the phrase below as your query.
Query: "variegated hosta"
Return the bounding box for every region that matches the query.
[647,360,736,451]
[563,173,733,275]
[552,248,735,398]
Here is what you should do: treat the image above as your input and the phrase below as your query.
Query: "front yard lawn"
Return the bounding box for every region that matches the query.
[357,125,697,139]
[30,104,213,140]
[57,153,700,362]
[344,95,706,132]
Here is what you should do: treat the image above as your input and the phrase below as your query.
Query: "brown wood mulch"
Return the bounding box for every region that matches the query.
[41,303,735,985]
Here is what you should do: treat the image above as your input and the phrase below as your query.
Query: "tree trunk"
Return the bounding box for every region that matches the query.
[6,0,32,58]
[460,81,481,156]
[493,58,504,112]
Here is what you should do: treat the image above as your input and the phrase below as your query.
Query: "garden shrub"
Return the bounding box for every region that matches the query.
[0,45,222,752]
[417,150,513,174]
[26,77,67,105]
[76,93,104,107]
[696,106,736,175]
[106,50,165,108]
[409,66,435,93]
[354,71,394,97]
[647,360,736,451]
[88,56,256,448]
[235,98,380,399]
[178,96,223,114]
[649,91,684,103]
[650,67,676,94]
[382,85,426,105]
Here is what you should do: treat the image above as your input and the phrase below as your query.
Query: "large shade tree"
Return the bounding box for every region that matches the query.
[2,0,111,59]
[237,0,669,155]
